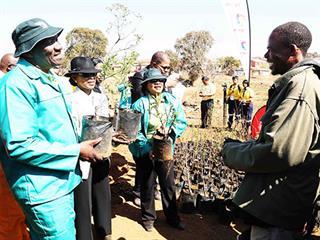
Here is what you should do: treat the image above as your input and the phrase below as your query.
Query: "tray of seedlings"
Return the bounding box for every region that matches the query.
[173,139,244,214]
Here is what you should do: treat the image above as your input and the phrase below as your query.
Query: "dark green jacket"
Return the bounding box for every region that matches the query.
[222,60,320,230]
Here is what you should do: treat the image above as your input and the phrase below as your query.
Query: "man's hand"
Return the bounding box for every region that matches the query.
[80,138,103,162]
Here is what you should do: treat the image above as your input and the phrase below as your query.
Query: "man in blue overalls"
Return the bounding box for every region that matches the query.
[0,18,102,240]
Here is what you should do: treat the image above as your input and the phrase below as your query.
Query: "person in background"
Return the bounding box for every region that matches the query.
[227,75,242,129]
[129,68,187,232]
[0,53,29,240]
[118,51,172,110]
[67,56,112,240]
[91,57,105,94]
[0,53,18,77]
[239,79,254,130]
[145,51,171,77]
[222,21,320,240]
[199,76,216,128]
[0,18,102,240]
[166,72,186,104]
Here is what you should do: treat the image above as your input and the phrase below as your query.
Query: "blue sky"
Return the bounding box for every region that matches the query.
[1,0,319,60]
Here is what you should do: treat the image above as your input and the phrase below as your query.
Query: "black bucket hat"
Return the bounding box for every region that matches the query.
[141,68,167,84]
[12,18,63,57]
[65,57,101,77]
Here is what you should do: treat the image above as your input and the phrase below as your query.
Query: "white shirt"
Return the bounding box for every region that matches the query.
[167,73,186,103]
[171,81,186,103]
[199,82,216,101]
[71,87,109,179]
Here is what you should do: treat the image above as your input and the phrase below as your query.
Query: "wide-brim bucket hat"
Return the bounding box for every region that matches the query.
[141,68,167,84]
[12,18,63,57]
[65,56,101,77]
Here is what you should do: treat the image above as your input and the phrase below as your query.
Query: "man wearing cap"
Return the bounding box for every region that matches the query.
[0,18,102,240]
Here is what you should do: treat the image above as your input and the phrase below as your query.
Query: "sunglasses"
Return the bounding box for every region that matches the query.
[160,65,170,71]
[149,79,166,83]
[79,73,97,78]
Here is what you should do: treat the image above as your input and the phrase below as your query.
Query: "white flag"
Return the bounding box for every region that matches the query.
[221,0,251,81]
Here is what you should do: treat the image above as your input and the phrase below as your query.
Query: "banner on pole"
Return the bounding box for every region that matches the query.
[221,0,251,81]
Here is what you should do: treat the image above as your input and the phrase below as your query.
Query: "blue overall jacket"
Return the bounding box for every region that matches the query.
[0,59,81,205]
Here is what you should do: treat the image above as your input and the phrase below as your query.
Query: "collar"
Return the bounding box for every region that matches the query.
[74,87,94,97]
[273,59,317,90]
[17,58,61,90]
[148,93,164,104]
[16,58,42,80]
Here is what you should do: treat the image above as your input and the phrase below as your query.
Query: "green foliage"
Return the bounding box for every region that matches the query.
[63,27,108,69]
[216,56,241,75]
[174,31,214,84]
[102,3,142,100]
[100,51,139,106]
[102,51,139,86]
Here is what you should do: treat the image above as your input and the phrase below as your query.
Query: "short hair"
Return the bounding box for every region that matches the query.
[272,21,312,56]
[202,76,209,81]
[232,75,239,81]
[150,51,168,64]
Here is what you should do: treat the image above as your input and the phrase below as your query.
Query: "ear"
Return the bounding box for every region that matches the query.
[22,51,33,59]
[71,75,77,82]
[288,44,303,63]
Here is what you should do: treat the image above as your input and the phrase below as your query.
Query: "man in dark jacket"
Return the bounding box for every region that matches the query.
[222,22,320,239]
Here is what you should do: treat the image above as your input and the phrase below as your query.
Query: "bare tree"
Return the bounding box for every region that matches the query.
[102,3,142,86]
[105,3,142,57]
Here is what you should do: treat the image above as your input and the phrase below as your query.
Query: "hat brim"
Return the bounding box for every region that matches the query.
[141,75,167,85]
[14,27,63,57]
[64,68,101,77]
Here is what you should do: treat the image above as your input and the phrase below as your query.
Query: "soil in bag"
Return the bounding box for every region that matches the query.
[115,109,141,141]
[81,115,113,158]
[152,134,173,161]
